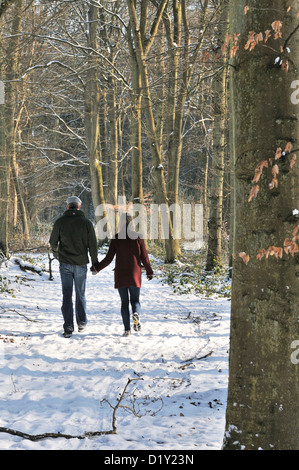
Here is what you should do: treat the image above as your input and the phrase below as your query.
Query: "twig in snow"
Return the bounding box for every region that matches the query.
[0,378,142,441]
[179,351,213,368]
[0,308,39,323]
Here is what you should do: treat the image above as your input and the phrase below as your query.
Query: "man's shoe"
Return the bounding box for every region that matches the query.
[78,325,86,332]
[122,330,131,337]
[133,313,141,331]
[63,331,72,338]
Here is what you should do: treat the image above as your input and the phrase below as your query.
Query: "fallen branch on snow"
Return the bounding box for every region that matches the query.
[0,378,143,441]
[0,308,39,323]
[179,351,213,369]
[14,258,43,276]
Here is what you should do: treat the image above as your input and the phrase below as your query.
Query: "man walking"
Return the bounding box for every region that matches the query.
[49,196,98,338]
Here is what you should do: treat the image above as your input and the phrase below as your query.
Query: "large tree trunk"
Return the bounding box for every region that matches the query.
[223,0,299,450]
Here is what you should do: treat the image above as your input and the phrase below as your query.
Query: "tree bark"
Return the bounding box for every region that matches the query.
[223,0,299,450]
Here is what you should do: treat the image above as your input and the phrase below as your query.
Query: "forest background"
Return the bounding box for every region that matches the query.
[0,0,231,270]
[0,0,299,450]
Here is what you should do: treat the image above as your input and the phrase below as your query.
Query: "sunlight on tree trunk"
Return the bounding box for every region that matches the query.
[223,0,299,450]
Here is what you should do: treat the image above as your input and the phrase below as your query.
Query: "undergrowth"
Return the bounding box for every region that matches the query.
[146,241,231,298]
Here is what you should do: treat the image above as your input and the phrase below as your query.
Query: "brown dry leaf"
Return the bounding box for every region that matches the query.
[244,5,250,14]
[231,45,239,58]
[252,169,262,183]
[275,147,282,160]
[284,238,292,254]
[233,33,240,43]
[287,6,291,12]
[275,247,283,259]
[248,185,260,202]
[271,20,283,39]
[255,32,263,43]
[239,252,250,265]
[290,243,299,255]
[245,31,257,51]
[272,164,279,177]
[252,160,268,183]
[256,249,266,261]
[293,225,299,238]
[269,177,278,189]
[290,154,296,168]
[282,60,289,72]
[284,141,292,153]
[264,30,272,42]
[265,246,283,259]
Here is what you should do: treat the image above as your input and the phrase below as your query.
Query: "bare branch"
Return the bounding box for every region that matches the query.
[0,378,145,441]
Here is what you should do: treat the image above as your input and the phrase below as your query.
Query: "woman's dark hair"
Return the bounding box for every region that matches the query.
[68,202,80,210]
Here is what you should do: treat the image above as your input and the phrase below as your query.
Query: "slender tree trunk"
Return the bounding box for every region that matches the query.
[127,34,143,205]
[223,0,299,450]
[107,80,118,208]
[127,0,163,207]
[127,0,176,262]
[98,2,119,209]
[0,27,9,255]
[5,0,29,243]
[164,0,209,254]
[85,4,108,242]
[206,3,229,271]
[0,69,9,255]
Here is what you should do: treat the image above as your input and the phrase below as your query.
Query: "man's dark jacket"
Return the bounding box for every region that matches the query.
[49,209,98,266]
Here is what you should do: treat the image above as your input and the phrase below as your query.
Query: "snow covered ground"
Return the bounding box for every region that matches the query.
[0,252,230,451]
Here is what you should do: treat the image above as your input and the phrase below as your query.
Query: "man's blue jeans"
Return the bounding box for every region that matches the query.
[59,263,87,333]
[118,286,141,331]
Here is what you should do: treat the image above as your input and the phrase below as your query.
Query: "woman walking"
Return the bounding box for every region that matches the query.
[92,214,154,336]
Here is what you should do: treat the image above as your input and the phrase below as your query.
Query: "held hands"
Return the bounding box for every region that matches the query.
[90,260,101,274]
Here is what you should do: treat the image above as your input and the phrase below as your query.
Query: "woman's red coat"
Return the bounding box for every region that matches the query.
[96,234,153,288]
